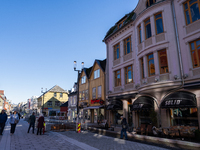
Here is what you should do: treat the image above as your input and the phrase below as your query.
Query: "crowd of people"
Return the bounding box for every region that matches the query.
[0,109,45,136]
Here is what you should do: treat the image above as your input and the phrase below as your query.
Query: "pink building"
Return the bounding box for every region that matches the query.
[104,0,200,129]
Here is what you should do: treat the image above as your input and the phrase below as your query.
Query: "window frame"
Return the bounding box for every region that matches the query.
[54,92,57,97]
[55,101,60,106]
[94,69,100,79]
[115,69,121,87]
[124,36,132,55]
[60,93,63,98]
[140,57,145,79]
[183,0,200,25]
[158,49,169,74]
[47,101,52,106]
[92,87,96,99]
[114,43,120,60]
[81,76,86,84]
[189,39,200,68]
[154,12,164,35]
[146,0,156,8]
[125,65,133,84]
[98,86,102,98]
[144,17,152,39]
[147,53,155,77]
[138,24,142,43]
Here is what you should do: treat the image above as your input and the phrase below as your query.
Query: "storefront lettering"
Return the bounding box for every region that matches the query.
[91,99,104,105]
[165,100,182,106]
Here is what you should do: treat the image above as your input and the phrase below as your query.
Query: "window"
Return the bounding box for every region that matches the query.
[81,76,86,84]
[92,87,96,99]
[98,86,102,98]
[125,65,133,84]
[85,90,88,100]
[140,58,145,78]
[60,93,63,98]
[124,36,131,55]
[145,18,152,39]
[115,70,121,86]
[73,96,76,105]
[158,49,168,74]
[146,0,156,8]
[94,69,100,79]
[190,39,200,68]
[154,12,164,34]
[147,53,155,76]
[138,24,142,43]
[54,93,57,97]
[184,0,200,25]
[55,101,60,106]
[82,91,85,100]
[47,101,52,106]
[114,43,120,60]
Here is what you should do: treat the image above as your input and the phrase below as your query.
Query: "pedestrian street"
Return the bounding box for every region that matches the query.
[0,118,175,150]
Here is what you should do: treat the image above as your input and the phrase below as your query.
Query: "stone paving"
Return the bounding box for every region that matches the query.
[0,118,181,150]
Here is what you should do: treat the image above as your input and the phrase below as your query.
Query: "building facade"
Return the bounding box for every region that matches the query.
[104,0,200,129]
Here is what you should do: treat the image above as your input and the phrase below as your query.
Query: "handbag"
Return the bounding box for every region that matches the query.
[14,119,19,124]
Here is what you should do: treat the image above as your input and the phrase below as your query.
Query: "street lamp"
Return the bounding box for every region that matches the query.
[74,61,84,116]
[41,88,47,115]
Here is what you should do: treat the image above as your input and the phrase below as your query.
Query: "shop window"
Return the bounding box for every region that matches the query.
[190,39,200,68]
[98,86,102,98]
[92,87,96,99]
[138,24,142,43]
[140,57,145,78]
[47,101,52,106]
[146,0,156,8]
[81,76,86,84]
[158,49,169,74]
[184,0,200,25]
[124,36,132,55]
[147,53,155,76]
[144,18,152,39]
[114,43,120,60]
[115,69,121,87]
[125,65,133,84]
[154,12,164,34]
[94,69,100,79]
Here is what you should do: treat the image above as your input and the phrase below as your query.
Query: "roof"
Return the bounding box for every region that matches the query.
[68,91,77,96]
[60,101,68,107]
[88,59,106,78]
[82,67,93,79]
[103,10,135,41]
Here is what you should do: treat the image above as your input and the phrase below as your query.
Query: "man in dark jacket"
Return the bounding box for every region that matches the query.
[0,109,8,135]
[120,117,128,140]
[27,112,36,134]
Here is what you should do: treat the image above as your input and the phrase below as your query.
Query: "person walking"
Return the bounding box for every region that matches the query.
[37,114,44,135]
[0,109,8,135]
[9,111,19,135]
[120,117,128,140]
[27,112,36,134]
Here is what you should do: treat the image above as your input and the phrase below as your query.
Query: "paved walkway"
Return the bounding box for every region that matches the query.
[0,119,174,150]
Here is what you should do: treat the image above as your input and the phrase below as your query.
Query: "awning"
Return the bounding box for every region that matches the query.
[106,99,123,110]
[83,105,104,110]
[160,91,197,108]
[132,96,154,111]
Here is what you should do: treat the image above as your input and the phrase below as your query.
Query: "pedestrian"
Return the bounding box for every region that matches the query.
[17,112,21,120]
[9,111,19,135]
[27,112,36,134]
[120,117,128,140]
[0,109,8,135]
[37,113,44,135]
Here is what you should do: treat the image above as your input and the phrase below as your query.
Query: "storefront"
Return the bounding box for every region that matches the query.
[160,91,198,127]
[132,96,155,127]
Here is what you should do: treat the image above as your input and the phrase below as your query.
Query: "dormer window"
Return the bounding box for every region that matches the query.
[146,0,156,8]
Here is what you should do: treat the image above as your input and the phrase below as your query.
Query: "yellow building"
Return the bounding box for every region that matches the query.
[37,85,68,116]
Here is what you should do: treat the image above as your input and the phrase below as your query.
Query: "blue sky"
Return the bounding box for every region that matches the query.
[0,0,138,104]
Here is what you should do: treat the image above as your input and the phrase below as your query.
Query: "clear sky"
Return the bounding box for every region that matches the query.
[0,0,138,104]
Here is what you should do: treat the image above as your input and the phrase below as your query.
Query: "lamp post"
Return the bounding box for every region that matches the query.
[41,88,47,115]
[74,61,84,116]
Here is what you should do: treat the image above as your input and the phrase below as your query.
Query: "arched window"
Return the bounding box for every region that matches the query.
[146,0,156,8]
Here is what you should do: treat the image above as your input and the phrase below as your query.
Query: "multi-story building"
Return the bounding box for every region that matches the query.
[0,90,5,112]
[37,85,68,116]
[104,0,200,129]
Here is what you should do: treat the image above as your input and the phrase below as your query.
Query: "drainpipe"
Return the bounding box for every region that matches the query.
[159,0,185,126]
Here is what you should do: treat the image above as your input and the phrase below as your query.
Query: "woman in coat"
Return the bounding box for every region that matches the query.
[9,111,19,135]
[37,114,44,135]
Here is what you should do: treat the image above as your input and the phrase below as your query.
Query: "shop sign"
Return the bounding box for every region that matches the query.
[165,100,182,106]
[91,99,104,105]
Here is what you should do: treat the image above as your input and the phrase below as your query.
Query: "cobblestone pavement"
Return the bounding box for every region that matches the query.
[0,119,181,150]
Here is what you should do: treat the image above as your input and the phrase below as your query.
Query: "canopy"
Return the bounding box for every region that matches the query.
[160,91,197,108]
[106,99,123,110]
[132,96,154,111]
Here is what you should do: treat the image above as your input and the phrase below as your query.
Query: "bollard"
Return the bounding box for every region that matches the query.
[77,123,81,133]
[43,121,46,134]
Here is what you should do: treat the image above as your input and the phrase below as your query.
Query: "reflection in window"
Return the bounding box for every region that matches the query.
[145,18,152,39]
[124,36,131,55]
[184,0,200,25]
[140,58,145,78]
[114,43,120,60]
[115,70,121,87]
[147,53,155,76]
[158,49,168,74]
[125,65,133,84]
[155,12,164,34]
[190,39,200,68]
